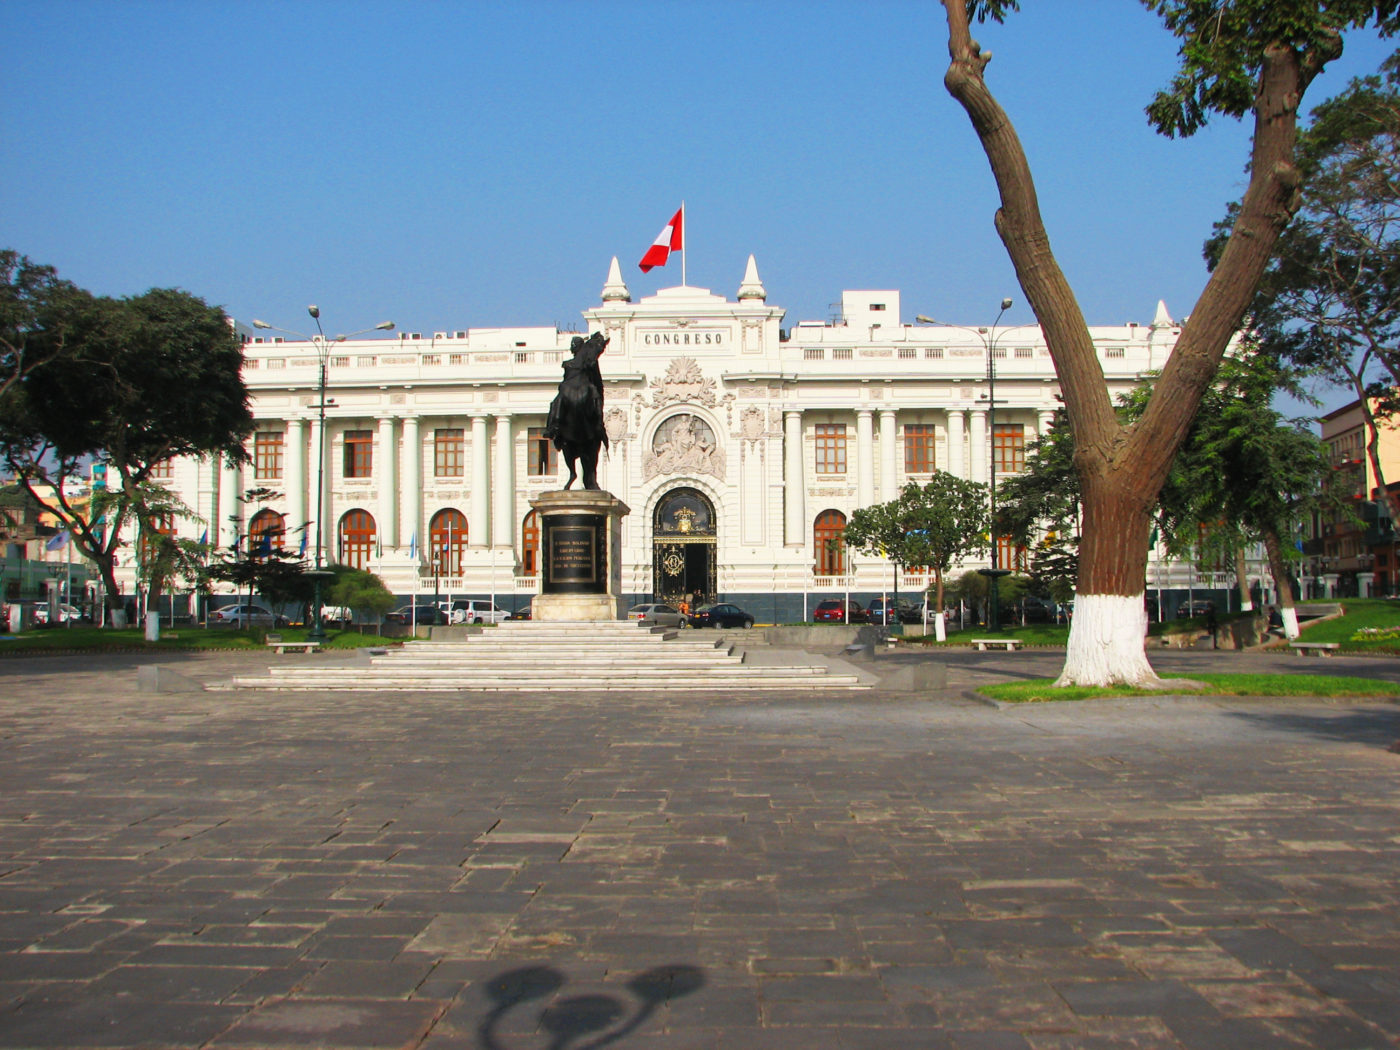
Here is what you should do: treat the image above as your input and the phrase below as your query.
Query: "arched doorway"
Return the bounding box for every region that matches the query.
[338,510,376,570]
[248,509,285,555]
[653,487,717,604]
[430,509,468,577]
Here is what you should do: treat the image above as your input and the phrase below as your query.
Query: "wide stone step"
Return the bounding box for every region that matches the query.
[222,673,863,692]
[218,619,868,692]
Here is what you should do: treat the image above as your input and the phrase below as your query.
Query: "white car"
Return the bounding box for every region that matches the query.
[213,603,287,627]
[443,599,511,624]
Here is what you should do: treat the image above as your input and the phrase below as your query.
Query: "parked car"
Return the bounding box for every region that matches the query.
[1176,599,1216,619]
[865,597,918,625]
[509,602,533,621]
[813,598,868,624]
[690,603,755,629]
[443,599,511,624]
[627,603,687,628]
[33,603,86,625]
[385,603,445,626]
[213,603,287,627]
[1017,596,1056,623]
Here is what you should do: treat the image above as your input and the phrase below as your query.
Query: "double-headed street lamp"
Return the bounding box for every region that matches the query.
[916,298,1015,630]
[251,307,394,641]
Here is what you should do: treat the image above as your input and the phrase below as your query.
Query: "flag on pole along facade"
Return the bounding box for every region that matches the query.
[639,207,684,272]
[409,531,418,562]
[299,529,308,558]
[45,530,69,551]
[198,528,208,547]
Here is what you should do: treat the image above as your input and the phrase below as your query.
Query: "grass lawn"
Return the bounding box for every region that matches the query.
[0,625,394,653]
[983,673,1400,703]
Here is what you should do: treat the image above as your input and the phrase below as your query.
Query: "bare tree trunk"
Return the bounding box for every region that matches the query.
[1235,546,1254,613]
[1262,528,1301,640]
[941,3,1321,684]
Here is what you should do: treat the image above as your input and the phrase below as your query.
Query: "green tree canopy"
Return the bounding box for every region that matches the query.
[1,284,254,612]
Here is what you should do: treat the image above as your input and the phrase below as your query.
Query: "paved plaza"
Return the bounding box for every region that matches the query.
[0,645,1398,1049]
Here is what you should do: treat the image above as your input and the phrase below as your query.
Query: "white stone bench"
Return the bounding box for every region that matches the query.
[266,639,321,655]
[971,638,1021,651]
[1290,642,1339,656]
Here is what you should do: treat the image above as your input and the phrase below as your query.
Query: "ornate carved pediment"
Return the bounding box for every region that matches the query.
[648,358,717,408]
[643,413,725,482]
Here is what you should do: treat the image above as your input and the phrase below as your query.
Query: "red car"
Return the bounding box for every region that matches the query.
[813,598,867,623]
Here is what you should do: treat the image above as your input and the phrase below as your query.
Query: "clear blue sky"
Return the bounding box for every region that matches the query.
[2,1,1395,366]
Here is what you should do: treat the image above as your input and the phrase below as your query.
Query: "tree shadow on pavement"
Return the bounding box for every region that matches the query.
[476,963,706,1049]
[1224,706,1400,750]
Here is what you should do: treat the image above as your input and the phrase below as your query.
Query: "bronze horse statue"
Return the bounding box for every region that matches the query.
[544,332,609,490]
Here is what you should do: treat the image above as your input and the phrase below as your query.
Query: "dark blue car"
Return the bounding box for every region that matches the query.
[691,603,755,629]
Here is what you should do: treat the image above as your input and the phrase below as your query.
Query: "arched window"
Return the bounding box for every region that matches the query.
[338,510,377,570]
[814,509,847,576]
[248,509,286,556]
[430,509,468,577]
[521,510,539,576]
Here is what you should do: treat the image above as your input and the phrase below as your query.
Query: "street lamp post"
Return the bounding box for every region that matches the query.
[916,298,1015,630]
[252,308,394,641]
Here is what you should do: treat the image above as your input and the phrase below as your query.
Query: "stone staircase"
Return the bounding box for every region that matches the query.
[219,621,869,692]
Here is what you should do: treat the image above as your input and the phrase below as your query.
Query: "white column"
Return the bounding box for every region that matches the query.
[286,418,307,542]
[217,457,241,548]
[470,415,490,546]
[492,414,514,550]
[879,409,897,502]
[402,416,422,558]
[857,409,875,508]
[946,409,965,480]
[378,416,398,550]
[308,417,332,560]
[784,409,805,546]
[1038,409,1056,438]
[969,409,988,489]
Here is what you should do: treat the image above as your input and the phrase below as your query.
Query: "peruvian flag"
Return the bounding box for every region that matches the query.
[639,206,684,272]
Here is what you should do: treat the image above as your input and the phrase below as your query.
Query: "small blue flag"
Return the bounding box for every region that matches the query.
[45,530,69,551]
[298,530,308,557]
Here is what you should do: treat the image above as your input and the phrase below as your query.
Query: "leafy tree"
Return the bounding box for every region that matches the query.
[325,566,396,629]
[1,286,254,614]
[943,2,1400,686]
[1144,355,1344,638]
[1215,54,1400,524]
[0,250,84,409]
[996,409,1078,550]
[845,476,989,640]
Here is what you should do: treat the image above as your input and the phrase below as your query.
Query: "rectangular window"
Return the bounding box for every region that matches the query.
[148,459,174,480]
[344,430,373,478]
[996,535,1028,572]
[815,424,847,474]
[993,424,1025,474]
[434,428,464,478]
[527,427,556,477]
[904,424,937,474]
[253,431,283,480]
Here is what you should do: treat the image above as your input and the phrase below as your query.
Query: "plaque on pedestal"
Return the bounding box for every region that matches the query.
[529,490,630,621]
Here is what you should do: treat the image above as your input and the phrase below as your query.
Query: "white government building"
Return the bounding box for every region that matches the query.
[140,257,1206,620]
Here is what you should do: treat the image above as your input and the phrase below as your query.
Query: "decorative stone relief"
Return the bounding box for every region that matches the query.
[740,406,767,443]
[643,413,725,481]
[604,407,629,444]
[648,358,718,408]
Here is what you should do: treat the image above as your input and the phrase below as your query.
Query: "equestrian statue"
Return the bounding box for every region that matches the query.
[544,332,609,490]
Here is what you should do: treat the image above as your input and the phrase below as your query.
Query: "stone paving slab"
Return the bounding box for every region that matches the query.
[0,648,1396,1048]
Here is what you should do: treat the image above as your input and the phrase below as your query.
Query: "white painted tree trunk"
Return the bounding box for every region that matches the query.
[1281,605,1300,641]
[1054,593,1158,688]
[934,612,947,642]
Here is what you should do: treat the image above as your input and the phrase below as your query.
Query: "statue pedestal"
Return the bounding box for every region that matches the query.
[529,490,630,622]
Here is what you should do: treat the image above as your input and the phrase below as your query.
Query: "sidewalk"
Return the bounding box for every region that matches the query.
[0,648,1397,1048]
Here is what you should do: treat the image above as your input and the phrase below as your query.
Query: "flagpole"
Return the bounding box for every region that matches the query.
[681,200,687,288]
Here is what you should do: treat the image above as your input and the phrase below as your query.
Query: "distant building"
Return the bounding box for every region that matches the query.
[133,258,1248,617]
[1309,398,1400,597]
